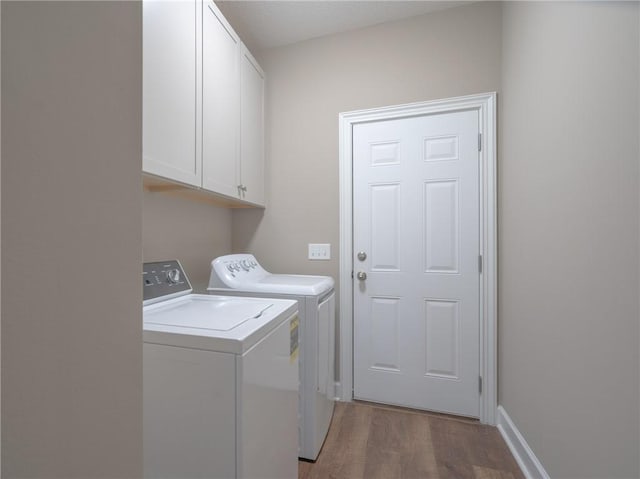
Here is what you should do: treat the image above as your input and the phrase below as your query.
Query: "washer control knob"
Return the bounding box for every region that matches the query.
[166,268,181,284]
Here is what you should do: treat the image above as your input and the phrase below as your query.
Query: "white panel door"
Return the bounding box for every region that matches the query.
[353,110,480,417]
[202,0,240,197]
[143,0,201,187]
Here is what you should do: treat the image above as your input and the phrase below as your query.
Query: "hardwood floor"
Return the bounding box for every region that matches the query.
[298,401,524,479]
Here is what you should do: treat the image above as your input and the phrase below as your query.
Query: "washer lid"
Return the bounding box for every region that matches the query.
[144,295,273,331]
[143,294,298,354]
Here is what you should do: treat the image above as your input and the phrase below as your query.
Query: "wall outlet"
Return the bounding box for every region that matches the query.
[308,243,331,260]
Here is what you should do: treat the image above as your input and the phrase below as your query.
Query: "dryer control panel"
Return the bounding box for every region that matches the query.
[143,260,192,304]
[208,254,334,296]
[208,254,270,288]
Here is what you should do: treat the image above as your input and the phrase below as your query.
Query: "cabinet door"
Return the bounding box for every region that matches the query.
[240,45,265,206]
[202,0,240,198]
[143,0,201,187]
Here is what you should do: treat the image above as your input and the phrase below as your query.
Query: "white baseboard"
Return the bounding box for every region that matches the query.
[333,381,344,401]
[497,406,550,479]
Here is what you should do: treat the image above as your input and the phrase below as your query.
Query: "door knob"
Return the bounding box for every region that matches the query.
[356,271,367,281]
[357,251,367,261]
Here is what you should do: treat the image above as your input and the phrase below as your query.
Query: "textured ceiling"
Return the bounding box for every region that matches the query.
[216,1,471,53]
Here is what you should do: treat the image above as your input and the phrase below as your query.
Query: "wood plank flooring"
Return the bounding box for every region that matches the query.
[299,401,524,479]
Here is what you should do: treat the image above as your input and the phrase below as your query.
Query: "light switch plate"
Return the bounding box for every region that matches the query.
[308,243,331,260]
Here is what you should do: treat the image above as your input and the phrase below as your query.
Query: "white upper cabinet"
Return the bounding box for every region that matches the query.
[202,1,240,198]
[143,0,265,207]
[143,0,201,187]
[239,45,265,206]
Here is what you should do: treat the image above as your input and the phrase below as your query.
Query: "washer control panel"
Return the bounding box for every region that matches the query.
[143,260,192,303]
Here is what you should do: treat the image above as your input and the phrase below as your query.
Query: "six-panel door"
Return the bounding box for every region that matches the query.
[353,110,481,418]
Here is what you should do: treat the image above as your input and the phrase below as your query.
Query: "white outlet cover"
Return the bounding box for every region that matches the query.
[308,243,331,260]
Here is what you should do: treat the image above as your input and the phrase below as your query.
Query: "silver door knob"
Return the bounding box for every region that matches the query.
[356,271,367,281]
[357,251,367,261]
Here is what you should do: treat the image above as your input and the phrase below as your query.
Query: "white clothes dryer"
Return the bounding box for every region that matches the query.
[143,260,299,479]
[208,254,336,461]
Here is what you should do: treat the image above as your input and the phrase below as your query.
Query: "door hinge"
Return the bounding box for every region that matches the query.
[478,133,482,152]
[479,376,483,394]
[478,255,483,274]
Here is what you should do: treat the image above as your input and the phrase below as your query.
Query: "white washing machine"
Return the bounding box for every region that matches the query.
[143,260,299,479]
[207,253,336,461]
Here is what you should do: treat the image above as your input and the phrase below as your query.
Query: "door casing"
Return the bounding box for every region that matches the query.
[338,92,497,424]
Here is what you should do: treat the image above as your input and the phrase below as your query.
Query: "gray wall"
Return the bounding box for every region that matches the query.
[2,2,143,477]
[143,189,232,291]
[500,2,640,478]
[232,1,502,282]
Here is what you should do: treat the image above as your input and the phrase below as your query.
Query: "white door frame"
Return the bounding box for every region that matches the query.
[338,92,497,424]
